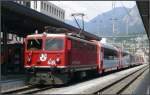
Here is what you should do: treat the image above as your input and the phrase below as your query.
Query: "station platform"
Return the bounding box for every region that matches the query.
[1,74,26,81]
[0,74,28,92]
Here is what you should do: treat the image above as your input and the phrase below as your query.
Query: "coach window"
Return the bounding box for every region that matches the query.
[45,38,64,51]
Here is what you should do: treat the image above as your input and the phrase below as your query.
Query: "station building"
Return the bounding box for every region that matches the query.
[14,1,65,22]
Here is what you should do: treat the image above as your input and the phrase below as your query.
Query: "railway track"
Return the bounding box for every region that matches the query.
[1,64,148,94]
[35,64,148,94]
[1,85,53,94]
[95,66,148,94]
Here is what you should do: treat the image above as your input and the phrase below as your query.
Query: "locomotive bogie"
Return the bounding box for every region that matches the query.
[28,72,69,85]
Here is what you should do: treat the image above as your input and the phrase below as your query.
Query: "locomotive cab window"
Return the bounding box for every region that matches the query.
[27,39,42,50]
[45,38,64,51]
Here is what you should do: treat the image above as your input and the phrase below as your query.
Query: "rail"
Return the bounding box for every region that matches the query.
[95,66,148,94]
[1,85,52,94]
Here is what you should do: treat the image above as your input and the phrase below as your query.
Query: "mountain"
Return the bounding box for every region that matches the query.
[121,5,145,35]
[65,6,145,37]
[87,7,128,36]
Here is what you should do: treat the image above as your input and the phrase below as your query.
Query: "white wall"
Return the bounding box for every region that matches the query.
[30,1,65,22]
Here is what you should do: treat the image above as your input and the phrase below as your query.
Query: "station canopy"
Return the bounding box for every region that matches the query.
[136,1,149,39]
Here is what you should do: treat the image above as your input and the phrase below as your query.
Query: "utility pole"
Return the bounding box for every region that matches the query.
[126,15,129,35]
[110,1,119,34]
[110,18,118,33]
[71,13,85,35]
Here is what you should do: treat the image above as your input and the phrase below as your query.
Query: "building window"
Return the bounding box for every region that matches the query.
[44,3,46,10]
[52,7,53,14]
[58,10,60,17]
[22,1,25,5]
[60,12,63,18]
[54,8,56,15]
[47,5,49,11]
[34,1,37,9]
[26,2,30,8]
[20,1,23,5]
[41,1,43,9]
[57,10,59,16]
[49,6,51,13]
[62,12,64,19]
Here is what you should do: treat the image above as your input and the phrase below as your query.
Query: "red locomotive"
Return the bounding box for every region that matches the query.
[24,29,144,85]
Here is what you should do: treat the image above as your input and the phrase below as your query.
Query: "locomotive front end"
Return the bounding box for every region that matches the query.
[24,33,68,85]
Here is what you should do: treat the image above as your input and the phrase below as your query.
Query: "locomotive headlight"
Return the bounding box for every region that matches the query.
[56,58,60,63]
[40,53,47,61]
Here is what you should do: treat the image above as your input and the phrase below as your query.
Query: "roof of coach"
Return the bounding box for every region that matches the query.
[26,33,96,45]
[102,43,118,51]
[67,35,97,45]
[122,50,130,55]
[101,43,118,56]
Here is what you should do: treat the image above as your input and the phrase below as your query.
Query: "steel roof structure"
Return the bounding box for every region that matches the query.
[136,1,149,39]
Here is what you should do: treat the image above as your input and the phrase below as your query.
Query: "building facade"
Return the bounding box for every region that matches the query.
[14,1,65,22]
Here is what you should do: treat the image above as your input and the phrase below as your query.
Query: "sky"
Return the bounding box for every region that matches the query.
[49,1,136,22]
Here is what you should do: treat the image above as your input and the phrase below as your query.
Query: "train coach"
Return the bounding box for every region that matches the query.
[24,30,144,85]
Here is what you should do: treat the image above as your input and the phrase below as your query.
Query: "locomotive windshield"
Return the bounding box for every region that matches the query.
[45,38,64,51]
[27,39,42,50]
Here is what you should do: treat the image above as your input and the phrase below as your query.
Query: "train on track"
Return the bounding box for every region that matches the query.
[24,28,144,85]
